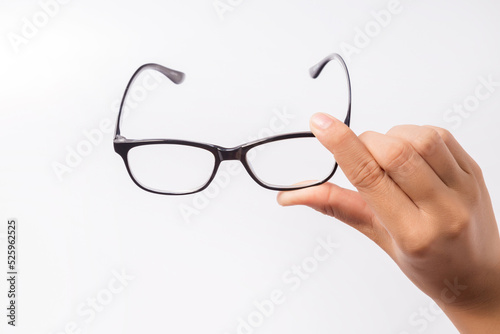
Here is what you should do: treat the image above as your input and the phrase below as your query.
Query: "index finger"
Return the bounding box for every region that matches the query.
[310,113,418,230]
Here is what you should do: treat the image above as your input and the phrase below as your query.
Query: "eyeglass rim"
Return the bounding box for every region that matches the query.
[114,131,339,195]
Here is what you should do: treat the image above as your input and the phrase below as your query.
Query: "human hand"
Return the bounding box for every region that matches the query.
[277,113,500,333]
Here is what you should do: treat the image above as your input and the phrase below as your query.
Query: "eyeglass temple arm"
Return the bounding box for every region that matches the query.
[114,63,185,138]
[309,53,352,127]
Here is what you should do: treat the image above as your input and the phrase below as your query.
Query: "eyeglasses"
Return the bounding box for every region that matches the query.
[113,53,352,195]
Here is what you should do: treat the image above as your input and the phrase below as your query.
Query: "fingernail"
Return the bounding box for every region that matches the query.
[311,113,334,130]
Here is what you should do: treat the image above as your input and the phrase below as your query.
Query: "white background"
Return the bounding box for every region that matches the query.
[1,0,500,333]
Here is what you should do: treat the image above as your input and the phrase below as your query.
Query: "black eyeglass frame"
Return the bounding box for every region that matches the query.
[113,53,352,195]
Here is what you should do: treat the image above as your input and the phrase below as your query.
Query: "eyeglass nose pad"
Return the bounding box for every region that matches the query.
[218,147,242,161]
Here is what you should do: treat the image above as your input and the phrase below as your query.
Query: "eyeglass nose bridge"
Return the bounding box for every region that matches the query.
[217,146,243,161]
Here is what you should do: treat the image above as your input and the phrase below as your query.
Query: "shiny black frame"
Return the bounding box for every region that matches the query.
[114,53,352,195]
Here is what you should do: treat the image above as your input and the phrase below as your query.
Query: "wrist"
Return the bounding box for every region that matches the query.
[436,265,500,333]
[439,298,500,333]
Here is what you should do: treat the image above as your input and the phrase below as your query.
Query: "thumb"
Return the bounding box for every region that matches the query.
[277,183,392,254]
[277,183,392,250]
[278,183,370,225]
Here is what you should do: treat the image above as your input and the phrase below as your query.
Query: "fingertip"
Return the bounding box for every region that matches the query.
[309,113,351,153]
[280,189,311,207]
[310,113,340,132]
[276,191,288,206]
[277,190,300,206]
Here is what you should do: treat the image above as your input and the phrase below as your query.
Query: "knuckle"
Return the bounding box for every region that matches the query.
[386,125,407,136]
[321,186,338,218]
[400,243,429,258]
[432,127,454,145]
[396,225,439,257]
[358,131,377,149]
[397,203,472,257]
[439,205,471,239]
[350,158,385,190]
[319,204,336,217]
[447,214,470,239]
[468,181,483,204]
[384,141,414,173]
[358,131,374,142]
[470,159,484,179]
[397,231,434,257]
[432,199,471,237]
[413,129,442,157]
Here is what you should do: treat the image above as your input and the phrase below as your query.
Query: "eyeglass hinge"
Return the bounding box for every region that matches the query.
[115,135,127,142]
